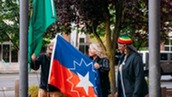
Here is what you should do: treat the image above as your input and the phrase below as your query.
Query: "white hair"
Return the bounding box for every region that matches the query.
[90,43,106,58]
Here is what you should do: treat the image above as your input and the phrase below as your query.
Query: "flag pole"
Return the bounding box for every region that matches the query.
[19,0,28,96]
[48,35,58,84]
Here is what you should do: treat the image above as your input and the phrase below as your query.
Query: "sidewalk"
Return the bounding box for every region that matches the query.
[0,62,19,74]
[0,62,39,74]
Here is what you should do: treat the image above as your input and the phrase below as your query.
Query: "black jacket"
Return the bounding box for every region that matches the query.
[117,51,148,97]
[30,53,59,92]
[94,57,110,97]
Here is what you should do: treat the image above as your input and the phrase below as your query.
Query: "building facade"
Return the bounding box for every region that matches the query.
[0,41,18,72]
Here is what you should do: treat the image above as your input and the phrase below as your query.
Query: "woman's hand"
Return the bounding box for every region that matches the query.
[94,62,100,69]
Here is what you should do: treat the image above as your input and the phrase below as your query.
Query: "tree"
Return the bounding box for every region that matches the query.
[121,0,172,49]
[54,0,172,95]
[0,0,19,50]
[0,0,57,51]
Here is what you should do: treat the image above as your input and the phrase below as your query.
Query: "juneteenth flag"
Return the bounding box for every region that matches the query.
[28,0,57,63]
[48,35,102,97]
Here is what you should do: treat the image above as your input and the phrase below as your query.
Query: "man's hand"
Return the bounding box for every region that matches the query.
[31,53,36,62]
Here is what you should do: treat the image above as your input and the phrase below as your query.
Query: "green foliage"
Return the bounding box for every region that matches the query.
[0,0,19,50]
[0,0,56,51]
[29,85,39,97]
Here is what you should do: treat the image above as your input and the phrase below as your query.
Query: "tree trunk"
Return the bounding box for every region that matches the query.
[105,16,116,95]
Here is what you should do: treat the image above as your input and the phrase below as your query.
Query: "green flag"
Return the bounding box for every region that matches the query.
[28,0,57,63]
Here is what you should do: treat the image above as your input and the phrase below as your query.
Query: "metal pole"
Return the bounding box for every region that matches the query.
[148,0,161,97]
[19,0,28,96]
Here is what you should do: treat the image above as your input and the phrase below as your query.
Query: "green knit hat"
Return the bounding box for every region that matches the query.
[118,35,133,45]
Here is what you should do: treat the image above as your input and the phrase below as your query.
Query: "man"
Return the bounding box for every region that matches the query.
[31,41,64,97]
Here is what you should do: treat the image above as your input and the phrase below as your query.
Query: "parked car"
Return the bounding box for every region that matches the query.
[139,51,172,76]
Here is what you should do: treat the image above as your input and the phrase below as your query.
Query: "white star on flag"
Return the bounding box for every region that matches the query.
[76,72,93,95]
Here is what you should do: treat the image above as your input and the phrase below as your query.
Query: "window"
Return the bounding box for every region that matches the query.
[11,49,18,62]
[79,38,89,55]
[160,53,168,60]
[3,45,10,62]
[170,54,172,60]
[0,45,1,61]
[164,46,172,51]
[0,43,18,63]
[80,38,85,43]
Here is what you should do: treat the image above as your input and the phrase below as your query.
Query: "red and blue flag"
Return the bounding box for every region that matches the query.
[48,35,102,97]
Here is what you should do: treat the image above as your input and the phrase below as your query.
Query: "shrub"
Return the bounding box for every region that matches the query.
[29,85,38,97]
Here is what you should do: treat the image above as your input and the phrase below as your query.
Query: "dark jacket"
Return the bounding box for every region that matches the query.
[117,51,148,97]
[30,53,59,92]
[94,57,110,97]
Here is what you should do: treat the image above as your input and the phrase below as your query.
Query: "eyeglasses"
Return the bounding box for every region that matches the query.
[118,44,125,48]
[48,46,53,50]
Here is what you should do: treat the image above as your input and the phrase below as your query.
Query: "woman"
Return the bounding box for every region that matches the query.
[116,35,148,97]
[88,43,110,97]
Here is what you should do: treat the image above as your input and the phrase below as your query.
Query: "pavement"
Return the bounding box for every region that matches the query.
[0,62,40,74]
[0,69,40,97]
[0,87,14,92]
[0,62,19,74]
